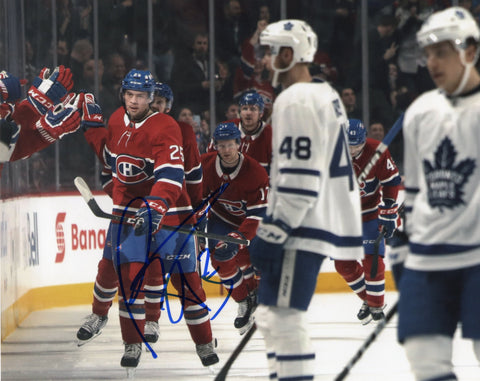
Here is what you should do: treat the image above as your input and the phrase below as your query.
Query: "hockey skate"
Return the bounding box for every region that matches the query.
[234,291,257,335]
[357,301,373,325]
[121,342,142,378]
[76,313,108,346]
[370,305,386,322]
[144,321,159,343]
[196,338,219,367]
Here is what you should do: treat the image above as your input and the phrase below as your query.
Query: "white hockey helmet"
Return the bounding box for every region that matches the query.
[260,19,317,86]
[417,7,480,95]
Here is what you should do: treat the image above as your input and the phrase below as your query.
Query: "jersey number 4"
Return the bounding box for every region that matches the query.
[279,132,354,191]
[330,129,354,191]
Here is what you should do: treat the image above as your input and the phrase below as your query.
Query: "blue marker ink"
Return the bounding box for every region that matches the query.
[113,183,235,359]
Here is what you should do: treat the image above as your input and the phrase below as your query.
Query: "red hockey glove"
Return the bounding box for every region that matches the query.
[214,231,247,261]
[0,71,27,104]
[35,93,82,143]
[134,197,169,236]
[27,65,73,115]
[378,201,399,239]
[79,92,104,131]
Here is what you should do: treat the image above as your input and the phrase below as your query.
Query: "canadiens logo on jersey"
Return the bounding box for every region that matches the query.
[218,198,244,217]
[423,137,475,210]
[115,154,152,184]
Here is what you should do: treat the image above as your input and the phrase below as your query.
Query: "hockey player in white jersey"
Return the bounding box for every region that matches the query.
[399,7,480,381]
[250,19,364,380]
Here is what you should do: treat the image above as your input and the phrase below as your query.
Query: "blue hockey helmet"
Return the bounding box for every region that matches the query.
[347,119,366,146]
[238,91,264,113]
[154,82,174,110]
[121,69,155,101]
[213,122,241,143]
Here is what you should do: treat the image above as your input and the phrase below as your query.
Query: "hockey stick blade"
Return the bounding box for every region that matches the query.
[74,177,250,246]
[358,113,404,184]
[215,323,257,381]
[334,302,398,381]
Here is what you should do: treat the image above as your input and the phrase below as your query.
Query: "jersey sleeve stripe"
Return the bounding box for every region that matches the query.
[292,227,362,247]
[278,186,318,198]
[154,167,184,187]
[279,167,321,176]
[410,242,480,255]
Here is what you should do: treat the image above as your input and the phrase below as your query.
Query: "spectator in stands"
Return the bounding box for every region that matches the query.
[69,38,93,85]
[171,32,225,115]
[310,50,338,84]
[102,53,127,113]
[56,39,71,67]
[76,58,118,120]
[223,100,239,121]
[395,0,432,94]
[368,121,385,141]
[215,0,253,70]
[233,19,275,121]
[177,106,208,153]
[340,86,362,120]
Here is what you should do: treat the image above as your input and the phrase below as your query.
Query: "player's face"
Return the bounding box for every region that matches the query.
[424,41,466,95]
[151,96,168,113]
[349,143,365,158]
[124,90,151,120]
[216,139,240,166]
[240,105,262,132]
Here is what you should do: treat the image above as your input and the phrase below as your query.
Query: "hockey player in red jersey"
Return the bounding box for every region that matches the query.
[80,69,217,371]
[201,122,269,335]
[334,119,402,324]
[1,67,81,166]
[207,90,272,174]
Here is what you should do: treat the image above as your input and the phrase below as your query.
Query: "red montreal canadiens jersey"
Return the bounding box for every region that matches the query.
[85,107,193,225]
[9,100,50,161]
[201,151,269,240]
[177,120,202,208]
[353,138,401,222]
[207,118,272,173]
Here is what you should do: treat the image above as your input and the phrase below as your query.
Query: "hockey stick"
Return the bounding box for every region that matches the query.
[214,323,257,381]
[358,113,404,184]
[213,115,406,379]
[371,202,405,278]
[73,177,250,246]
[370,227,386,279]
[334,301,398,381]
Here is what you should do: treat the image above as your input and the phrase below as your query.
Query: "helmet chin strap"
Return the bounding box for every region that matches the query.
[450,50,473,96]
[271,55,296,87]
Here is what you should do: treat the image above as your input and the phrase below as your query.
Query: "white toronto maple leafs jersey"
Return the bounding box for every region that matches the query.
[403,88,480,271]
[268,81,363,260]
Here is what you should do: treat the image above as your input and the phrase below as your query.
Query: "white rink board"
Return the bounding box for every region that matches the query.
[1,194,112,313]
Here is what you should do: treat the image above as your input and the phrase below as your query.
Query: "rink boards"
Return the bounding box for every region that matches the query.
[0,193,396,340]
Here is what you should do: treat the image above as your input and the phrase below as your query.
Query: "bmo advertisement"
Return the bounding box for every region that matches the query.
[1,193,112,336]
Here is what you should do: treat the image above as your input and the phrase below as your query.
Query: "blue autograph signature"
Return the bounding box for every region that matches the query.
[115,183,234,357]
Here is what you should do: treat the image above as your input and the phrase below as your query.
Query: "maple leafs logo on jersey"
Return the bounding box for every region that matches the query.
[423,137,475,211]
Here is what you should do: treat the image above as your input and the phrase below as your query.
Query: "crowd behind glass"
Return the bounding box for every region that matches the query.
[1,0,476,198]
